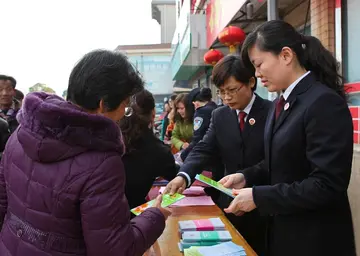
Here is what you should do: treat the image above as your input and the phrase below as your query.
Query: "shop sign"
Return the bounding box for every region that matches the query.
[206,0,246,48]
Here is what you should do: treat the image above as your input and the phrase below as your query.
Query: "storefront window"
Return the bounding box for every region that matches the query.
[344,0,360,85]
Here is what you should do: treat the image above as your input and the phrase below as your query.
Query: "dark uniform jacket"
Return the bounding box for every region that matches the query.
[178,94,272,255]
[241,74,356,256]
[180,101,217,160]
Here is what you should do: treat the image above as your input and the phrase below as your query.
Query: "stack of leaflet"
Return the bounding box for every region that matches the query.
[178,218,230,251]
[184,241,246,256]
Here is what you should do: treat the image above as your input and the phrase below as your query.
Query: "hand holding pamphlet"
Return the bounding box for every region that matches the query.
[131,193,185,216]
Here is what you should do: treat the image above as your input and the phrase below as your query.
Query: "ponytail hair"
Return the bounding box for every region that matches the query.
[119,89,155,152]
[302,36,344,98]
[241,20,345,99]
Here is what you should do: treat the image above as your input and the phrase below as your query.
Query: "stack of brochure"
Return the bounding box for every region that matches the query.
[184,242,246,256]
[178,229,232,251]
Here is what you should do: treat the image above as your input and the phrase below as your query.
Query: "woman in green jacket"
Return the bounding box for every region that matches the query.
[171,93,194,153]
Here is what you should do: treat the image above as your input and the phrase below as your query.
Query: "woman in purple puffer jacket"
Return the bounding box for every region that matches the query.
[0,50,171,256]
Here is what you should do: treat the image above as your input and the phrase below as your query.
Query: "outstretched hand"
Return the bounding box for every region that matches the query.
[224,188,256,216]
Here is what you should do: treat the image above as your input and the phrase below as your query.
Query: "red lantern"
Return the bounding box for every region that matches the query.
[218,26,246,53]
[204,49,224,66]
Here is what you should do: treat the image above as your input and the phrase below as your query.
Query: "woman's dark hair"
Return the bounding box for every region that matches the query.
[241,20,345,99]
[212,54,257,91]
[67,49,144,111]
[174,93,194,123]
[119,89,155,152]
[170,94,177,101]
[194,88,212,102]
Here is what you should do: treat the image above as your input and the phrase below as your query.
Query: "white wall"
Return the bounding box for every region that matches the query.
[159,4,177,43]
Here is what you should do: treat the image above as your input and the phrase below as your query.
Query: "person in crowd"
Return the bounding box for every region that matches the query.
[179,87,224,205]
[219,20,356,256]
[165,55,272,255]
[0,49,171,256]
[159,100,171,141]
[164,101,171,114]
[14,89,24,106]
[163,94,177,141]
[0,75,19,158]
[119,89,178,210]
[170,93,194,154]
[0,118,9,156]
[179,87,217,161]
[0,75,20,134]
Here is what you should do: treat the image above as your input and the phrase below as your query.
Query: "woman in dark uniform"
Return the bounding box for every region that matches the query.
[180,87,217,161]
[220,20,355,256]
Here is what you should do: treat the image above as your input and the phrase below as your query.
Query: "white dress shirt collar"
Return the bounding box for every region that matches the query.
[236,93,256,118]
[282,71,311,100]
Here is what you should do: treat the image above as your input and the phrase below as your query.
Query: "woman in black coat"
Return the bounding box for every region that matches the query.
[119,89,178,210]
[220,20,356,256]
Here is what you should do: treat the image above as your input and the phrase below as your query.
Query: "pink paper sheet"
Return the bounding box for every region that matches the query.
[169,196,215,207]
[159,186,206,196]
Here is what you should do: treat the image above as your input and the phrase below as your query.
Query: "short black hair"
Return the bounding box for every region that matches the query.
[0,75,17,88]
[196,87,212,102]
[212,54,257,91]
[15,89,24,100]
[67,49,144,111]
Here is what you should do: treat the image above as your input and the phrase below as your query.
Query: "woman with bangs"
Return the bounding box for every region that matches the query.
[170,93,194,154]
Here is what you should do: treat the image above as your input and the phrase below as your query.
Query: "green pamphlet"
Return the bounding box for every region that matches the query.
[130,193,185,216]
[184,247,203,256]
[195,174,235,198]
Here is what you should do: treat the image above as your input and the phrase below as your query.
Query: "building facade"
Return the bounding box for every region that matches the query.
[115,44,174,115]
[152,0,177,44]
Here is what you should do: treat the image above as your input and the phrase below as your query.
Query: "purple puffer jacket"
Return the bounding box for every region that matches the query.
[0,92,165,256]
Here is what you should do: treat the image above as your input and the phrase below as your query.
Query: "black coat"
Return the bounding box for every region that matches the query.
[123,129,178,210]
[242,74,356,256]
[180,101,217,160]
[179,95,272,255]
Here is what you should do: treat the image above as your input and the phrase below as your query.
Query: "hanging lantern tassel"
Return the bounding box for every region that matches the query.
[218,26,246,54]
[229,45,236,53]
[204,49,224,66]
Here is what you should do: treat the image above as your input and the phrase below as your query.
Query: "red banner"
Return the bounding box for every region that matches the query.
[206,0,246,48]
[336,0,341,8]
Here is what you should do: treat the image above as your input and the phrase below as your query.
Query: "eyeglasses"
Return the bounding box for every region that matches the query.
[217,86,243,98]
[124,95,136,117]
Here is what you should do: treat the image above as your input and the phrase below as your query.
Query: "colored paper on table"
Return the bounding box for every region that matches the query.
[174,151,184,166]
[159,186,206,196]
[152,178,169,186]
[183,246,202,256]
[130,193,185,216]
[170,196,214,207]
[197,242,246,256]
[182,231,232,243]
[179,218,225,232]
[178,240,221,251]
[195,174,235,198]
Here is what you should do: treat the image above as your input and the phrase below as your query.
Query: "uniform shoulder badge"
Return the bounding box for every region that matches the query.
[193,117,204,131]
